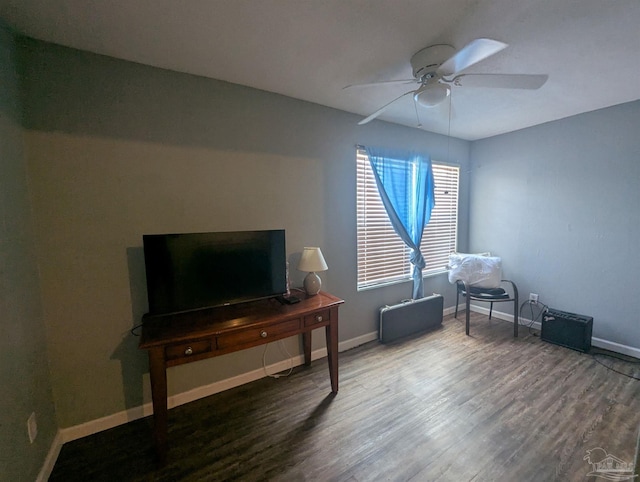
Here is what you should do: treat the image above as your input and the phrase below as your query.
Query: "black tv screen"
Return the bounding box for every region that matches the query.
[143,230,287,315]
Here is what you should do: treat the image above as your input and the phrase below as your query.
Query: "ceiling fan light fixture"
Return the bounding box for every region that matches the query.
[414,83,450,108]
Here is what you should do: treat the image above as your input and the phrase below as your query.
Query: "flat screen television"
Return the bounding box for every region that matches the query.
[142,230,287,316]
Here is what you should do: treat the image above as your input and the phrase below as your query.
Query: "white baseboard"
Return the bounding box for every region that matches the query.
[58,306,457,445]
[589,337,640,358]
[56,333,383,447]
[339,331,378,350]
[469,304,640,358]
[36,431,63,482]
[39,348,332,478]
[59,347,326,444]
[40,304,639,479]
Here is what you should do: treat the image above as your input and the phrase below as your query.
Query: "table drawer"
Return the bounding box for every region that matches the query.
[165,339,213,361]
[304,309,331,327]
[217,318,301,349]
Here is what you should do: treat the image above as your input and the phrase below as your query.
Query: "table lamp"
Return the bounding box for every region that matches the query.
[298,247,328,295]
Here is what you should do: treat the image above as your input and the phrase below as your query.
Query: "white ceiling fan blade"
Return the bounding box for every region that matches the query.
[343,79,416,89]
[453,73,548,90]
[358,90,415,125]
[438,38,508,76]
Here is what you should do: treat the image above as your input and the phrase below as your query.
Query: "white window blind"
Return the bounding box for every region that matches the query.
[357,148,459,290]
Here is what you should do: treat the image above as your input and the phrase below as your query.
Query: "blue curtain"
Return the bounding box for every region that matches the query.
[366,147,435,299]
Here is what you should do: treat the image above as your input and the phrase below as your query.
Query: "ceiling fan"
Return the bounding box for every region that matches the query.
[347,38,548,125]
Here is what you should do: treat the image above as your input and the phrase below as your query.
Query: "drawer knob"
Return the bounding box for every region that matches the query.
[316,315,323,322]
[184,346,193,356]
[260,331,268,338]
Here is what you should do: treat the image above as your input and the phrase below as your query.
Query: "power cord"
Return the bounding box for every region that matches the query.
[130,322,144,336]
[519,299,548,335]
[262,340,294,379]
[591,349,640,381]
[522,296,640,381]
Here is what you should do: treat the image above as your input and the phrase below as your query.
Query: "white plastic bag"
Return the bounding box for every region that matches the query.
[448,253,502,288]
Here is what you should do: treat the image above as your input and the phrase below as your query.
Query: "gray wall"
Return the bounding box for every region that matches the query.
[469,101,640,348]
[8,30,639,477]
[18,38,470,429]
[0,25,57,481]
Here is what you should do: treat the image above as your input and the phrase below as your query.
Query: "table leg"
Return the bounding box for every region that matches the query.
[148,347,168,464]
[325,315,339,393]
[303,331,312,366]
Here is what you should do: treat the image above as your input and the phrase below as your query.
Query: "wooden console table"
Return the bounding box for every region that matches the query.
[139,290,343,463]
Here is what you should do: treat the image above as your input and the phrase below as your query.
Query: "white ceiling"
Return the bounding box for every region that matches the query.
[1,0,639,140]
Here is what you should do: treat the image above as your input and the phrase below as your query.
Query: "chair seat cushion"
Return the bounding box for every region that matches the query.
[459,285,510,299]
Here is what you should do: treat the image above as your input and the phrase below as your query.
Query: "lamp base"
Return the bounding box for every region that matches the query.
[303,272,322,296]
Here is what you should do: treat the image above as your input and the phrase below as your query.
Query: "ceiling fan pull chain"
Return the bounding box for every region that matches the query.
[413,97,422,128]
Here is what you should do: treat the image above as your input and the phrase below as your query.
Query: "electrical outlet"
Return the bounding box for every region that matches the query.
[27,412,37,444]
[529,293,539,304]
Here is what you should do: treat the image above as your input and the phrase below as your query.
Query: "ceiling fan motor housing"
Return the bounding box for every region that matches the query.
[410,44,455,80]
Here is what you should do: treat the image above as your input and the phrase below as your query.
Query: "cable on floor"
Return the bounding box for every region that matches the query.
[262,340,294,379]
[590,348,640,381]
[522,296,640,381]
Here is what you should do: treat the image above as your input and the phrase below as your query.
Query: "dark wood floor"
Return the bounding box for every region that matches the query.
[49,312,640,481]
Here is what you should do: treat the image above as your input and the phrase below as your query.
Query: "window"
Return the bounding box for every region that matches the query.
[357,148,459,290]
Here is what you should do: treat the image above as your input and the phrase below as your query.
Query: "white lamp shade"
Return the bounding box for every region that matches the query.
[297,247,328,272]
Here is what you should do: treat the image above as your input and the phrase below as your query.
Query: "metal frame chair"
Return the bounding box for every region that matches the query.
[454,279,519,337]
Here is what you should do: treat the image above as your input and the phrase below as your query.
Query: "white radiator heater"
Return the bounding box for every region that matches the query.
[379,294,444,343]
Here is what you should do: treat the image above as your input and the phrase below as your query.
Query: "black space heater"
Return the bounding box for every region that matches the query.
[541,308,593,353]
